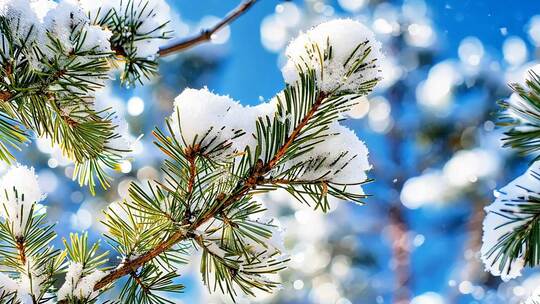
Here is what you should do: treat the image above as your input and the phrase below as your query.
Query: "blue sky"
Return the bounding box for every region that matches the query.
[174,0,540,104]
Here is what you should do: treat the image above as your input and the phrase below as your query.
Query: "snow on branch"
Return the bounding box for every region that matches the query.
[57,262,106,301]
[281,19,383,96]
[481,161,540,282]
[170,87,276,158]
[0,164,45,237]
[481,68,540,286]
[499,69,540,157]
[526,287,540,304]
[0,165,63,304]
[79,0,173,84]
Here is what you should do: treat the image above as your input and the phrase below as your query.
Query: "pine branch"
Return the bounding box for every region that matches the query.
[267,92,327,169]
[158,0,258,57]
[93,91,328,291]
[499,71,540,157]
[0,177,65,303]
[0,0,261,194]
[0,11,124,193]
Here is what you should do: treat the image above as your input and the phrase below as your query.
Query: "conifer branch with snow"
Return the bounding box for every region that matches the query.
[0,0,173,194]
[0,0,256,194]
[0,164,64,304]
[481,69,540,303]
[0,17,384,303]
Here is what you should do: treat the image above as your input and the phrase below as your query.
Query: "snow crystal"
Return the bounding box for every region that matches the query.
[481,161,540,281]
[1,0,169,68]
[233,98,278,152]
[0,164,45,236]
[282,19,383,95]
[57,262,107,301]
[281,122,371,184]
[77,0,116,21]
[131,0,172,58]
[172,87,368,168]
[246,218,285,258]
[42,0,87,53]
[266,220,286,254]
[170,88,276,157]
[80,25,112,53]
[0,0,113,70]
[171,87,244,155]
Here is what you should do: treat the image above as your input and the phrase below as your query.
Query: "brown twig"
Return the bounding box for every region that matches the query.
[181,145,199,224]
[0,63,13,102]
[130,271,150,293]
[93,92,328,291]
[158,0,258,57]
[185,145,200,195]
[15,236,26,265]
[0,91,12,102]
[94,229,186,289]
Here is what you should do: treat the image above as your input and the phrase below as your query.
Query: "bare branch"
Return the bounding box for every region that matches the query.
[158,0,257,57]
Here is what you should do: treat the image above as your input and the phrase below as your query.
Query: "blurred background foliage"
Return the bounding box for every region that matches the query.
[14,0,540,303]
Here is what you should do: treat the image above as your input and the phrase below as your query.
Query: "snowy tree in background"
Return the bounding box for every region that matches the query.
[0,0,387,302]
[481,70,540,302]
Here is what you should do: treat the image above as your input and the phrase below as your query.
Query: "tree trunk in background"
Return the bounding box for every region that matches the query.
[462,202,485,281]
[448,201,486,303]
[389,204,411,304]
[386,122,411,304]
